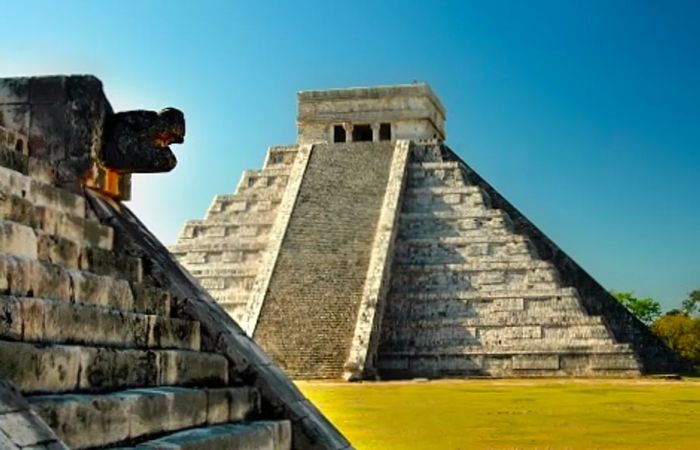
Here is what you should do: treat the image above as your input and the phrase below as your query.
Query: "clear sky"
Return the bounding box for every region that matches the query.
[1,1,698,310]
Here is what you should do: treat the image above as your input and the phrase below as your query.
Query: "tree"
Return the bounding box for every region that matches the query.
[611,291,662,325]
[651,314,700,366]
[681,289,700,316]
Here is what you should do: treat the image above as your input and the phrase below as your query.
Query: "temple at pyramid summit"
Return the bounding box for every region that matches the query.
[171,83,689,380]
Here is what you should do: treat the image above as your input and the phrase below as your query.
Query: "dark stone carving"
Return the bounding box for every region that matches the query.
[101,108,185,173]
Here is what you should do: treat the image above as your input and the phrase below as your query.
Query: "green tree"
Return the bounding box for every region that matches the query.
[681,289,700,316]
[611,291,662,325]
[651,314,700,365]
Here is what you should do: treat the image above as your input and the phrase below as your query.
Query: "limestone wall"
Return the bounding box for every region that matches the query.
[253,142,395,378]
[375,142,649,378]
[441,146,690,374]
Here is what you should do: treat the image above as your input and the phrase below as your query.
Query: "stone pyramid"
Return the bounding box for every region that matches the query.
[0,75,349,449]
[171,84,688,380]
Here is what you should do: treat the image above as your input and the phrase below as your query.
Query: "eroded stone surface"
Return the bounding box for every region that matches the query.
[0,75,341,450]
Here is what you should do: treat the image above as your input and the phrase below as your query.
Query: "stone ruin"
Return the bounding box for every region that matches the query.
[172,83,690,380]
[0,75,351,449]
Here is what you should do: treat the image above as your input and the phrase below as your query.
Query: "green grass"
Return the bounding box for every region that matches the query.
[296,378,700,450]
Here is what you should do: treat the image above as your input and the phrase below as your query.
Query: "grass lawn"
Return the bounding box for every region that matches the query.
[296,378,700,450]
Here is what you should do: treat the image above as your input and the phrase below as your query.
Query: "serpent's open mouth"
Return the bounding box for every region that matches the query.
[153,108,185,148]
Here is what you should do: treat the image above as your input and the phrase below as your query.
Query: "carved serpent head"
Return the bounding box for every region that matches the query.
[100,108,185,173]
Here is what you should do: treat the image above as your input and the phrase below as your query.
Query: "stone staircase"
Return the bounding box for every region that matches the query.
[170,146,298,323]
[253,142,395,379]
[0,158,291,448]
[375,142,641,378]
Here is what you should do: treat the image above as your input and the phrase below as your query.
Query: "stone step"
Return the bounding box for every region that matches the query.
[180,217,276,230]
[379,342,634,357]
[195,275,257,293]
[384,298,585,321]
[390,261,560,292]
[406,161,465,187]
[408,161,461,170]
[216,188,286,202]
[177,220,274,242]
[264,145,298,168]
[0,165,85,218]
[189,266,259,278]
[173,252,263,271]
[381,338,619,352]
[29,386,260,449]
[117,421,291,450]
[380,315,604,328]
[236,168,290,192]
[169,240,268,255]
[1,219,139,276]
[0,192,113,250]
[408,143,443,162]
[0,340,228,393]
[394,235,534,264]
[387,287,577,301]
[207,192,284,216]
[381,323,614,348]
[398,209,512,238]
[400,209,507,222]
[185,261,261,278]
[394,260,553,272]
[399,235,529,246]
[402,186,488,213]
[205,208,278,223]
[0,295,199,351]
[377,352,640,378]
[0,253,170,315]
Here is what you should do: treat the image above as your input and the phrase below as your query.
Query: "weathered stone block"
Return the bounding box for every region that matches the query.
[0,341,82,392]
[149,316,200,351]
[158,351,228,387]
[0,166,31,199]
[0,195,35,229]
[78,348,159,391]
[512,354,559,370]
[40,300,150,348]
[36,233,79,269]
[131,282,171,316]
[0,220,37,259]
[124,387,207,438]
[31,393,130,449]
[69,271,133,310]
[0,296,22,340]
[0,256,71,300]
[206,388,232,424]
[19,297,46,341]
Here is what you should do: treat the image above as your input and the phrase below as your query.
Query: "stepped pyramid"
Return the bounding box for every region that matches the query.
[172,83,689,380]
[0,75,349,449]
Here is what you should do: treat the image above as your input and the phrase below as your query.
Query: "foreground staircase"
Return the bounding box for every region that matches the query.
[376,142,641,378]
[0,146,291,448]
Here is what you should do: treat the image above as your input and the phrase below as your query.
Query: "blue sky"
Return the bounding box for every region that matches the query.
[1,1,698,310]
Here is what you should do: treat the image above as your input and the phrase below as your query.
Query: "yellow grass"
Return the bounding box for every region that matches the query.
[296,378,700,450]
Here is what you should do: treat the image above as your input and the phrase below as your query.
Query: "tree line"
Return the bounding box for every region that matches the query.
[612,289,700,367]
